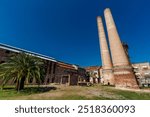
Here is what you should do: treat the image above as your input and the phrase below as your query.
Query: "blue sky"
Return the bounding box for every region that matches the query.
[0,0,150,67]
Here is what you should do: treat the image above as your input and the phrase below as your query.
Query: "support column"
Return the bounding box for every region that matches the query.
[104,8,139,89]
[50,62,54,83]
[97,16,114,85]
[44,61,51,85]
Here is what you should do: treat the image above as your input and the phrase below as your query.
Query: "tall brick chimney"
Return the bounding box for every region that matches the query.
[104,8,139,89]
[97,16,114,85]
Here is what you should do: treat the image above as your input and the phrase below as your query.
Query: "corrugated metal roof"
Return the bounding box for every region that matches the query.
[0,43,57,62]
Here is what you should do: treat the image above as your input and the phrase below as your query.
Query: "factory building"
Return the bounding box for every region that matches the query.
[0,43,86,86]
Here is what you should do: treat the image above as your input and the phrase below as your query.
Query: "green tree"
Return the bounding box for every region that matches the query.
[0,53,45,91]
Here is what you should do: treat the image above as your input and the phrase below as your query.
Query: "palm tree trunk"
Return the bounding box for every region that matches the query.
[16,77,25,91]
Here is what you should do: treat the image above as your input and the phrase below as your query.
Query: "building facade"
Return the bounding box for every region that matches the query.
[132,62,150,87]
[85,63,150,87]
[85,66,101,84]
[0,43,86,86]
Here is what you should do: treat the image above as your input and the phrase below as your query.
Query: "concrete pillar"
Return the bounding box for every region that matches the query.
[104,8,139,89]
[97,16,114,85]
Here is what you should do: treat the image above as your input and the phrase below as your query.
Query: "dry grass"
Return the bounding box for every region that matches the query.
[1,84,150,100]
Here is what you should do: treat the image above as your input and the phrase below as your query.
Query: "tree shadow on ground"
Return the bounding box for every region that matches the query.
[1,86,57,94]
[1,87,14,90]
[20,86,57,94]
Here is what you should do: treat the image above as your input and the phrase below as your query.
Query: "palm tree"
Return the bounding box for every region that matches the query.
[0,52,45,91]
